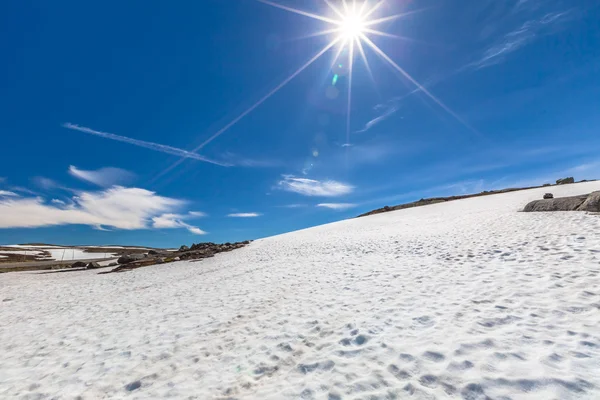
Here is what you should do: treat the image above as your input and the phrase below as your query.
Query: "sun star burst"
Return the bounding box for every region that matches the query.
[156,1,476,181]
[339,11,366,40]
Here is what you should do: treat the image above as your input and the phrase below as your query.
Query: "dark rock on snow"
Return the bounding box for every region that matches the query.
[86,261,101,269]
[102,241,251,273]
[523,195,588,212]
[579,191,600,212]
[71,261,87,269]
[556,177,575,185]
[117,253,146,264]
[543,193,554,199]
[524,191,600,212]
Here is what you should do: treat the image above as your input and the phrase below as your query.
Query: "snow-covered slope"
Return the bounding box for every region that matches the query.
[1,182,600,399]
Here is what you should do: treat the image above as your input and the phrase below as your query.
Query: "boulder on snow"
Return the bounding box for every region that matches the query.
[179,245,189,252]
[523,194,588,212]
[117,254,146,264]
[86,261,101,269]
[148,249,159,255]
[578,191,600,212]
[71,261,87,268]
[543,193,554,199]
[556,177,575,185]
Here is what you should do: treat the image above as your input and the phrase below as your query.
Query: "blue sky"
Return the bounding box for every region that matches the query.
[1,0,599,247]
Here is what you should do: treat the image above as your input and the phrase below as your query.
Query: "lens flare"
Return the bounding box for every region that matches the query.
[156,1,477,181]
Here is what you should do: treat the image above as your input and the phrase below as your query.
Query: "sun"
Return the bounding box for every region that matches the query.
[339,12,365,40]
[156,0,476,176]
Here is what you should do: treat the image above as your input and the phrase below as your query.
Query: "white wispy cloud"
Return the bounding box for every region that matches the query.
[151,213,206,235]
[278,175,354,197]
[68,165,136,187]
[32,177,62,190]
[0,186,205,234]
[63,123,231,167]
[51,199,66,205]
[227,212,261,218]
[0,190,19,197]
[316,203,357,210]
[356,99,401,133]
[9,186,40,196]
[471,10,572,69]
[187,211,207,218]
[279,204,307,208]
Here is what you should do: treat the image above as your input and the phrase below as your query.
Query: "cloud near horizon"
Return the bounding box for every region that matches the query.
[0,186,206,234]
[317,203,357,210]
[227,212,261,218]
[0,190,19,197]
[68,165,136,187]
[278,175,354,197]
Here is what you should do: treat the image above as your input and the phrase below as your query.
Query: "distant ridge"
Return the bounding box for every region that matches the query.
[357,179,597,218]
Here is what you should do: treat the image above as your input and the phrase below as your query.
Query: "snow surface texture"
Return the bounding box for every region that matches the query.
[1,182,600,399]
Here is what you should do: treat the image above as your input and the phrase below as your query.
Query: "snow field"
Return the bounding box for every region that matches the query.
[1,182,600,399]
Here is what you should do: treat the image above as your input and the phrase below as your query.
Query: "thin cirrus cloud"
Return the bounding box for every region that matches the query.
[0,190,19,197]
[0,185,206,235]
[227,212,261,218]
[68,165,136,187]
[278,204,307,208]
[470,10,572,69]
[278,175,354,197]
[356,99,401,133]
[62,123,231,167]
[316,203,357,210]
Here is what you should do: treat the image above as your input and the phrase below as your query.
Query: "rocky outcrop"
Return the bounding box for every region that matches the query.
[523,191,600,212]
[578,191,600,212]
[179,241,249,261]
[523,195,587,212]
[86,261,101,269]
[543,193,553,199]
[556,177,575,185]
[71,261,87,268]
[117,254,146,264]
[101,240,251,274]
[104,257,164,273]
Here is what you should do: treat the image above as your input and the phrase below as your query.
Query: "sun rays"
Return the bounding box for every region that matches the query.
[156,0,475,179]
